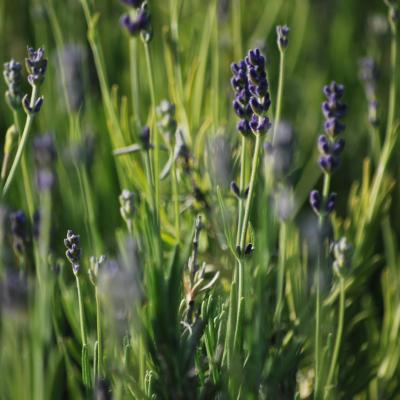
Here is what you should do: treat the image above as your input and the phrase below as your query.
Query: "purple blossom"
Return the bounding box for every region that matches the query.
[276,25,290,50]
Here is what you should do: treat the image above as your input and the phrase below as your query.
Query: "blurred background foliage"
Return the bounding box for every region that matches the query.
[1,0,400,398]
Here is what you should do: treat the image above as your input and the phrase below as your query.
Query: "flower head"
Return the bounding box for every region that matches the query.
[3,59,23,110]
[64,230,81,274]
[276,25,290,50]
[231,48,271,137]
[25,47,47,87]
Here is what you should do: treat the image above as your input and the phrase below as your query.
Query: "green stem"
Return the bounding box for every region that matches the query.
[171,151,180,242]
[272,50,286,145]
[236,136,246,248]
[95,287,103,378]
[239,134,262,250]
[325,276,345,396]
[315,172,331,399]
[386,11,397,140]
[144,43,160,227]
[3,86,39,197]
[12,110,35,218]
[275,221,287,322]
[129,38,141,130]
[76,275,87,347]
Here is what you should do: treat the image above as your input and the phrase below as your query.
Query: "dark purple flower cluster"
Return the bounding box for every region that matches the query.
[231,48,271,137]
[318,82,346,173]
[276,25,290,50]
[33,133,57,191]
[64,230,81,274]
[359,57,378,126]
[310,82,346,216]
[3,59,23,110]
[120,1,151,40]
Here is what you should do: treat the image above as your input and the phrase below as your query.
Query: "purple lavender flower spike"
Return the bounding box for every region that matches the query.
[359,57,379,126]
[232,48,271,137]
[25,47,47,87]
[318,81,346,174]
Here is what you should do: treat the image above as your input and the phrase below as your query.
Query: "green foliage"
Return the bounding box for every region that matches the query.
[1,0,400,399]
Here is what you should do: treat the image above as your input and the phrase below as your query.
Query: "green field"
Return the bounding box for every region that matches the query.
[1,0,400,398]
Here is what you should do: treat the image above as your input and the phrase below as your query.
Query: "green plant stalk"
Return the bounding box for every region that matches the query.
[236,136,246,248]
[144,43,160,228]
[232,0,242,60]
[2,85,39,197]
[314,172,331,399]
[75,274,91,387]
[13,110,35,218]
[95,287,103,378]
[325,275,345,395]
[272,50,286,146]
[386,12,397,141]
[275,221,287,322]
[239,134,262,250]
[129,38,141,130]
[272,48,287,323]
[233,134,262,355]
[171,152,181,241]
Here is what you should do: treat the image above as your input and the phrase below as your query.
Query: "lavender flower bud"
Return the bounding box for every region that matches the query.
[22,94,44,115]
[276,25,290,51]
[120,2,152,41]
[326,192,337,213]
[230,181,240,198]
[250,115,271,135]
[64,230,81,274]
[3,59,23,110]
[309,190,321,215]
[139,126,151,150]
[10,210,27,257]
[25,47,47,87]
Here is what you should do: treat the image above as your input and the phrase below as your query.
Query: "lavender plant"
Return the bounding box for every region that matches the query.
[2,1,400,399]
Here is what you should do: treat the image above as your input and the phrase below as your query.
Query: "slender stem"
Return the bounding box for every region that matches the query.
[144,43,160,227]
[325,276,345,395]
[3,86,38,197]
[75,275,87,347]
[13,110,35,218]
[233,259,244,352]
[95,287,103,378]
[275,221,287,322]
[236,136,246,248]
[129,38,141,130]
[386,12,397,140]
[239,134,262,250]
[272,51,286,145]
[315,171,331,399]
[171,151,180,242]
